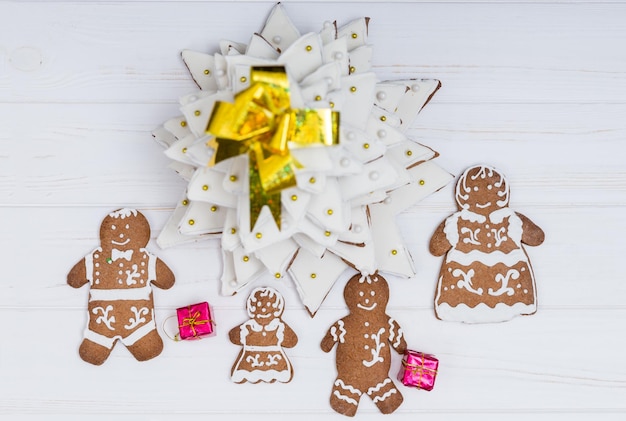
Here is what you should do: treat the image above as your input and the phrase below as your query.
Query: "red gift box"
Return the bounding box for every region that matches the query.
[397,350,439,391]
[176,302,214,340]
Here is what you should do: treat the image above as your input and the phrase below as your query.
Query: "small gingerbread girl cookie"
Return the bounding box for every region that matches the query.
[229,286,298,384]
[430,165,545,323]
[67,208,175,365]
[321,273,407,417]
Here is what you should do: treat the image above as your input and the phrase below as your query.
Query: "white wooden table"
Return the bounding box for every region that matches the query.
[2,1,625,419]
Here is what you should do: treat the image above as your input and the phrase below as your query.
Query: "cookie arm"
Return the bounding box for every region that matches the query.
[320,321,340,353]
[67,258,89,288]
[429,220,452,256]
[517,212,545,246]
[281,322,298,348]
[228,325,242,345]
[151,258,176,290]
[388,317,407,355]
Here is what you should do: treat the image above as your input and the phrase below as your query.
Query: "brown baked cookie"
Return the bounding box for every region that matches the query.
[229,287,298,383]
[430,165,545,323]
[68,208,175,365]
[321,273,407,417]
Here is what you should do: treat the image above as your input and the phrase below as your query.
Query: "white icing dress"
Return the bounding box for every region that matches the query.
[434,208,537,323]
[231,318,292,383]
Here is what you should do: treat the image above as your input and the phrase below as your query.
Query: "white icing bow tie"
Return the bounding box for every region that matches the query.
[111,249,133,262]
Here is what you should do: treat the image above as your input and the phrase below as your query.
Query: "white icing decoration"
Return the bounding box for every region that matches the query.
[388,318,404,348]
[435,302,536,324]
[124,306,149,330]
[108,208,138,219]
[446,248,528,267]
[491,227,508,247]
[111,249,133,261]
[362,327,385,367]
[335,379,362,396]
[367,378,391,395]
[333,391,358,405]
[453,268,483,295]
[124,264,140,286]
[372,388,397,403]
[92,305,116,331]
[488,269,519,297]
[461,227,481,245]
[455,165,509,210]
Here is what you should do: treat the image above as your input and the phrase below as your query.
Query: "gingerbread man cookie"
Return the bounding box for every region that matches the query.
[68,208,175,365]
[229,287,298,383]
[321,273,407,417]
[430,165,545,323]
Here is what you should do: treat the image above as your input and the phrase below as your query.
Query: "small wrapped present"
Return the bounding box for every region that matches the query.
[176,302,214,340]
[397,350,439,391]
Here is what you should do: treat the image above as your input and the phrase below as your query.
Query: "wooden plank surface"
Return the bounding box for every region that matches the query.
[1,0,625,419]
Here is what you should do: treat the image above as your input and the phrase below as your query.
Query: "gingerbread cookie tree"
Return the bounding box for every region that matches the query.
[68,208,175,365]
[321,273,407,417]
[430,165,545,323]
[229,287,298,383]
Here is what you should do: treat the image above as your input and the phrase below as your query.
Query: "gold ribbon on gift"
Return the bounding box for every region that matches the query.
[179,309,211,339]
[206,66,340,230]
[402,354,438,389]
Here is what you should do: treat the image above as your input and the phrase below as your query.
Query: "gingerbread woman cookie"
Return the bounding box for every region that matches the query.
[430,165,545,323]
[321,273,407,417]
[68,208,175,365]
[229,287,298,383]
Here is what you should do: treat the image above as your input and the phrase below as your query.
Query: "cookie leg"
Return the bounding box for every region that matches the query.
[79,338,114,366]
[125,329,164,361]
[367,378,403,414]
[330,378,362,417]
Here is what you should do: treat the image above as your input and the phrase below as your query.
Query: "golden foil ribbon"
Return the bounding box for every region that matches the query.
[179,310,210,339]
[401,356,438,389]
[206,66,340,230]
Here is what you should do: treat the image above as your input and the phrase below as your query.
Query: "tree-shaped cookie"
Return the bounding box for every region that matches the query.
[68,208,175,364]
[229,286,298,383]
[321,273,407,417]
[430,165,545,323]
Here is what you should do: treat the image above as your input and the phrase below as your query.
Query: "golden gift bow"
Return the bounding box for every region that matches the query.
[402,354,438,389]
[179,309,211,339]
[206,66,340,230]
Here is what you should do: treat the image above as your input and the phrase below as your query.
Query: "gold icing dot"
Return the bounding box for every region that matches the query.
[229,175,237,182]
[329,102,335,108]
[350,86,357,93]
[363,143,370,149]
[380,116,387,122]
[210,206,217,212]
[419,179,425,186]
[325,231,331,237]
[240,76,247,83]
[182,199,189,206]
[310,273,317,279]
[391,249,398,255]
[349,66,356,74]
[180,121,187,127]
[188,219,195,225]
[305,45,313,52]
[406,150,413,157]
[255,232,262,239]
[315,95,322,101]
[327,209,334,215]
[275,273,281,279]
[230,227,237,234]
[243,256,249,262]
[182,147,188,153]
[291,194,298,201]
[194,110,201,116]
[203,69,210,75]
[202,185,209,191]
[309,177,316,184]
[351,33,358,39]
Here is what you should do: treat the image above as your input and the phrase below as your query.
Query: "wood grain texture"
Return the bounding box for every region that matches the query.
[1,0,625,419]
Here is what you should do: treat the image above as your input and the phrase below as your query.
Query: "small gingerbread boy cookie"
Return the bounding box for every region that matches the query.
[67,208,175,365]
[430,165,545,323]
[229,286,298,383]
[321,273,407,417]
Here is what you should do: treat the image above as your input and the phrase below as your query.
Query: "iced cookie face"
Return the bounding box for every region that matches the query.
[247,287,284,324]
[344,274,389,315]
[455,165,509,215]
[99,208,150,251]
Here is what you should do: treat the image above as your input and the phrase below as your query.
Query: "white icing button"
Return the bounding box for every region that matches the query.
[95,271,99,276]
[364,345,369,350]
[450,285,455,289]
[272,35,282,44]
[487,244,492,248]
[376,91,387,101]
[118,270,123,275]
[524,289,528,294]
[444,287,448,291]
[521,267,526,272]
[369,171,379,181]
[95,279,100,284]
[119,263,123,267]
[488,185,493,190]
[485,224,490,229]
[333,52,343,60]
[346,131,355,140]
[364,322,369,327]
[141,262,145,266]
[118,280,123,284]
[411,84,420,92]
[517,284,521,288]
[229,280,237,287]
[94,254,99,258]
[262,332,267,336]
[95,263,99,267]
[364,334,369,338]
[377,129,386,138]
[340,158,350,167]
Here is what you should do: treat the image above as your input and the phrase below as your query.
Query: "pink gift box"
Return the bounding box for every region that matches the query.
[176,302,214,340]
[397,350,439,391]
